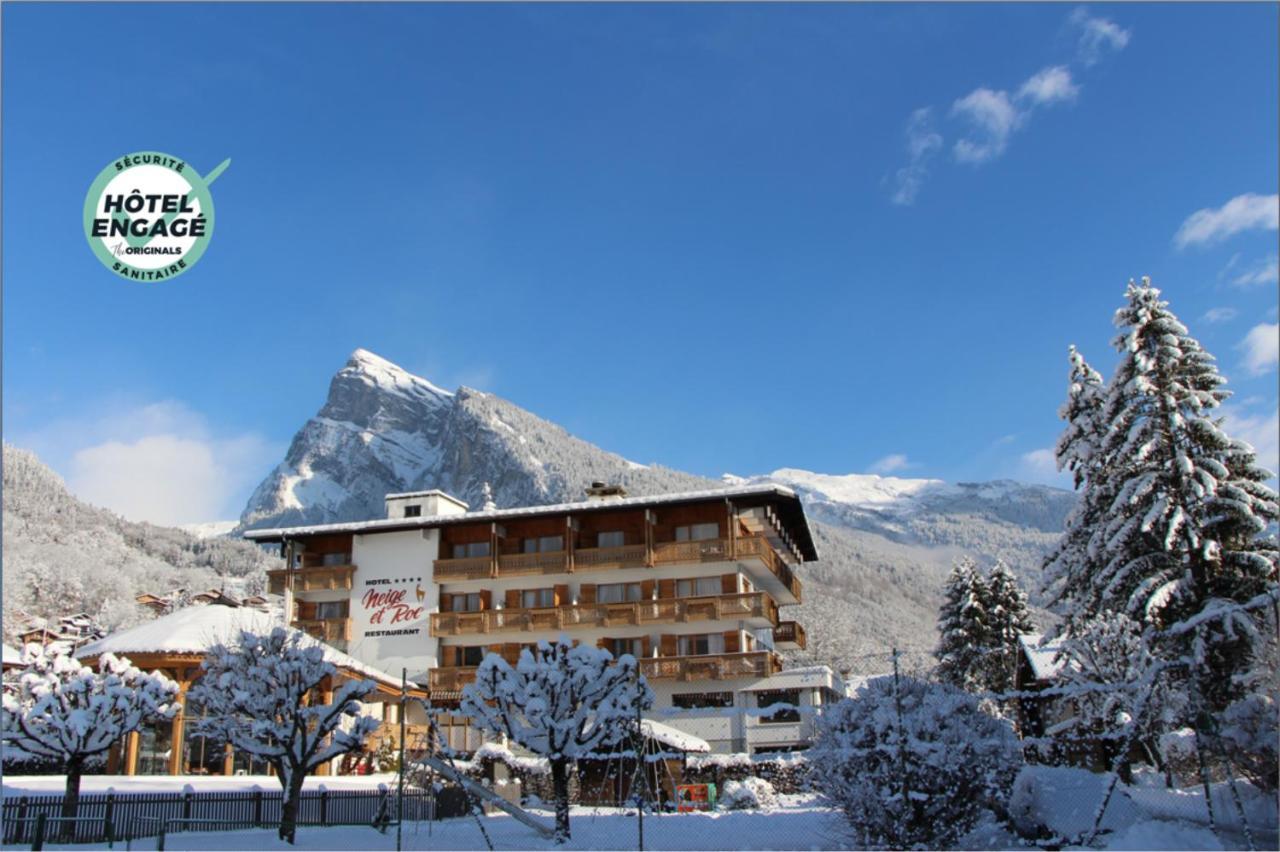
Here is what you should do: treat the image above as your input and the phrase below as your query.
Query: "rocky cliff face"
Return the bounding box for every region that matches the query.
[239,349,1077,671]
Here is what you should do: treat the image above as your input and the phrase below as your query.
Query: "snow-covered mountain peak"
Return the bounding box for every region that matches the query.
[340,348,454,403]
[761,468,956,508]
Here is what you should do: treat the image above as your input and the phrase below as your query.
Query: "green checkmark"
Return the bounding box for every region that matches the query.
[112,158,231,249]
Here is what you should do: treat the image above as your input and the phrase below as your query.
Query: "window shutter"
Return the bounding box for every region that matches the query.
[505,590,520,609]
[659,634,678,657]
[721,574,737,595]
[597,637,609,650]
[298,601,317,620]
[641,636,653,658]
[724,630,740,653]
[503,643,520,664]
[658,579,676,599]
[580,584,596,605]
[640,580,656,600]
[554,584,569,606]
[439,593,453,612]
[478,590,492,610]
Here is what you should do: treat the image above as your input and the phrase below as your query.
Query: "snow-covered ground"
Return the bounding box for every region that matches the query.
[1,774,403,796]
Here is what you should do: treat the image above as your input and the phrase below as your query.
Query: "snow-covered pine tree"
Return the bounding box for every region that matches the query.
[1060,280,1278,713]
[934,557,991,692]
[1,646,178,827]
[460,639,653,843]
[189,629,379,844]
[981,560,1034,694]
[1042,346,1114,629]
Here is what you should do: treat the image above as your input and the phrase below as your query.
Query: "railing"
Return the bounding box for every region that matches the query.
[640,651,782,682]
[571,544,647,570]
[295,617,351,643]
[732,536,803,602]
[773,620,807,650]
[652,539,730,565]
[266,565,356,594]
[497,550,568,576]
[431,555,492,581]
[429,666,480,692]
[430,592,779,637]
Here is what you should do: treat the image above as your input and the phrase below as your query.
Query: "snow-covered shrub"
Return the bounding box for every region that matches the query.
[720,776,777,810]
[1220,690,1279,793]
[808,674,1022,849]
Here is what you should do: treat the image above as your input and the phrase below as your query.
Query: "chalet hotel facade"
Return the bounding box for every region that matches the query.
[246,482,821,754]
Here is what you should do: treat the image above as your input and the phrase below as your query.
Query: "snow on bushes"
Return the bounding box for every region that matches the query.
[807,674,1021,849]
[721,776,777,810]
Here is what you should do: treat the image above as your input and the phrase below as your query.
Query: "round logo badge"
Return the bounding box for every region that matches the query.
[83,152,228,282]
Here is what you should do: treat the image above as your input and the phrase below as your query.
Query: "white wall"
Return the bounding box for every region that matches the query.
[348,529,440,677]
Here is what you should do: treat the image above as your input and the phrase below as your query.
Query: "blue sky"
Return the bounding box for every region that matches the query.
[3,3,1277,525]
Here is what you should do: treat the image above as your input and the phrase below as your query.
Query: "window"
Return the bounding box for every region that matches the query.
[675,523,719,542]
[597,582,644,604]
[450,593,481,612]
[677,633,725,656]
[403,505,422,518]
[521,588,556,609]
[605,637,645,659]
[316,601,348,620]
[522,535,564,554]
[672,692,734,709]
[452,541,490,559]
[320,552,350,566]
[756,689,801,724]
[597,530,625,548]
[676,577,722,598]
[460,646,486,666]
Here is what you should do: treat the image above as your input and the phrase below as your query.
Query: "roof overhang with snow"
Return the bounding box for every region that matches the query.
[640,719,710,753]
[1019,633,1069,682]
[245,484,819,561]
[740,665,840,692]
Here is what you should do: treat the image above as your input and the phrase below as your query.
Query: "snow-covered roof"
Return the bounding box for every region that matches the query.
[641,719,710,753]
[385,489,469,507]
[741,665,841,692]
[74,604,405,689]
[1019,633,1068,681]
[245,483,818,560]
[2,644,23,666]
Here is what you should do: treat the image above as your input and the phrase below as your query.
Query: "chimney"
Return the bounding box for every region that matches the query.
[585,481,628,502]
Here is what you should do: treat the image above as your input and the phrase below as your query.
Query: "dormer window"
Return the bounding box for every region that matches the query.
[403,505,421,518]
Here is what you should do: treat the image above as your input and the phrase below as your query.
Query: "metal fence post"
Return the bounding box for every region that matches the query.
[32,812,46,852]
[320,788,329,826]
[157,822,166,852]
[182,790,193,824]
[15,796,29,844]
[105,790,117,848]
[253,789,264,827]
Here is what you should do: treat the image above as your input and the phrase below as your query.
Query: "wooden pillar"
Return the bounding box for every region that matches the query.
[644,510,655,567]
[315,677,335,776]
[125,731,140,776]
[490,523,500,578]
[727,500,737,557]
[223,743,234,776]
[566,516,574,573]
[168,682,190,776]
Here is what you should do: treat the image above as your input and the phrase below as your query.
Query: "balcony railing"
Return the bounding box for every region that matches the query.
[295,617,351,644]
[432,536,799,599]
[429,650,782,691]
[773,620,807,650]
[267,565,356,595]
[431,592,779,637]
[640,651,782,682]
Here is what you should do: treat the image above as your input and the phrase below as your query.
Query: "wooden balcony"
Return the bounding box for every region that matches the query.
[431,537,800,604]
[640,651,782,682]
[295,617,352,644]
[267,564,356,595]
[431,592,779,637]
[773,620,807,651]
[429,650,782,691]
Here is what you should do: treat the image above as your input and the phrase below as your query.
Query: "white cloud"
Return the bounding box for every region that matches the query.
[891,108,944,206]
[951,88,1023,164]
[1174,193,1280,249]
[869,453,912,474]
[1018,66,1079,105]
[14,399,279,527]
[1230,255,1279,288]
[1018,447,1071,487]
[1070,7,1131,66]
[1238,323,1279,376]
[1221,402,1279,476]
[1203,306,1238,324]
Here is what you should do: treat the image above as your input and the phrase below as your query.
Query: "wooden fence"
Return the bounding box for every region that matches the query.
[2,785,462,845]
